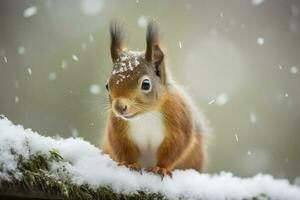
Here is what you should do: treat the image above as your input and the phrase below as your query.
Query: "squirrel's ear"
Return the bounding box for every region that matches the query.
[109,21,125,63]
[145,21,166,83]
[152,44,164,67]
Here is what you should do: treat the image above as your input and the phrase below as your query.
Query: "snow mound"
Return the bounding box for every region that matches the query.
[0,116,299,200]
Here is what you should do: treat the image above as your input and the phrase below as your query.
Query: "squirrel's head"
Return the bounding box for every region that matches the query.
[106,21,167,120]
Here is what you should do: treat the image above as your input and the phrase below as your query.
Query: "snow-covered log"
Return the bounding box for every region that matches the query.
[0,116,299,200]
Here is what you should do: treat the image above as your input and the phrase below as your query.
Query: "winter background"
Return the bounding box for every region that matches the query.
[0,0,299,184]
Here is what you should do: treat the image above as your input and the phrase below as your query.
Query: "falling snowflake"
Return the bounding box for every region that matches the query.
[61,60,67,69]
[23,6,38,18]
[208,99,215,105]
[178,41,182,49]
[27,68,32,75]
[3,56,7,63]
[80,0,103,16]
[71,128,79,137]
[137,16,148,28]
[89,34,94,42]
[48,72,57,81]
[15,96,19,103]
[290,66,298,74]
[257,37,264,45]
[72,54,78,61]
[235,134,239,142]
[249,112,257,124]
[251,0,264,6]
[89,84,101,95]
[18,46,26,55]
[216,93,229,106]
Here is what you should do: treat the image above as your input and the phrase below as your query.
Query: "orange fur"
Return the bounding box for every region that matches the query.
[102,89,206,172]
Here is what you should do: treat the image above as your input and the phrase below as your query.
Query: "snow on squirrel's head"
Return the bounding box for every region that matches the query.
[106,20,166,120]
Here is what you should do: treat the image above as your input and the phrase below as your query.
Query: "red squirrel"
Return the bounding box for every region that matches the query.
[101,21,209,177]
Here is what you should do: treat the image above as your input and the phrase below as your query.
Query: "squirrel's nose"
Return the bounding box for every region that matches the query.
[120,104,127,113]
[114,99,128,115]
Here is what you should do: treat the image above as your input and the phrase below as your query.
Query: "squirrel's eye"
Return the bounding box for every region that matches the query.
[105,83,109,91]
[141,79,151,91]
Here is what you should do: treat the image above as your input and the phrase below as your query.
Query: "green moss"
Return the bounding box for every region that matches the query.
[0,149,166,200]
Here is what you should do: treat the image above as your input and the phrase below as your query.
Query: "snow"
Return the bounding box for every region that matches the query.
[27,67,32,75]
[257,37,264,45]
[4,56,7,63]
[251,0,264,6]
[72,54,78,61]
[70,128,79,137]
[18,46,26,55]
[178,41,182,49]
[137,16,148,28]
[61,60,67,69]
[234,134,239,142]
[89,34,94,42]
[219,12,224,18]
[111,51,142,85]
[48,72,57,81]
[14,96,19,103]
[208,99,215,105]
[290,66,298,74]
[23,6,38,18]
[89,84,101,95]
[80,0,103,16]
[0,117,300,200]
[249,112,257,124]
[215,93,229,106]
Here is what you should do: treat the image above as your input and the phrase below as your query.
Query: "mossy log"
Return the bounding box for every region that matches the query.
[0,151,165,200]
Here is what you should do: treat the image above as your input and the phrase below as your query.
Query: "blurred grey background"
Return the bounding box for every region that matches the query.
[0,0,299,181]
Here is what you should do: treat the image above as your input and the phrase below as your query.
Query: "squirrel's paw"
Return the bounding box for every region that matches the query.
[118,161,142,173]
[146,166,172,179]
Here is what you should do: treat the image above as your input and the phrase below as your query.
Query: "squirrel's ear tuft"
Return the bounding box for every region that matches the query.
[145,20,166,83]
[110,21,125,62]
[145,20,163,64]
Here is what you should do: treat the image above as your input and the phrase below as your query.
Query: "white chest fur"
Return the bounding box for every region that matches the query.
[128,112,165,167]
